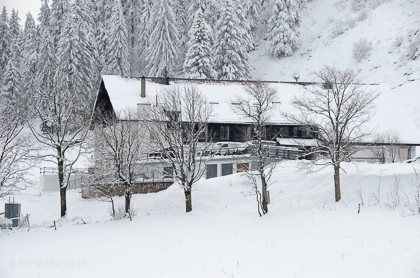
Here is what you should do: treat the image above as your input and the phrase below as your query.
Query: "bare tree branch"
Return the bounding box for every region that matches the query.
[232,82,279,215]
[287,66,378,202]
[146,85,212,213]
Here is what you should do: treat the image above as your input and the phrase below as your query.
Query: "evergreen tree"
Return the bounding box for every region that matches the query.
[37,0,51,34]
[8,9,21,42]
[93,0,108,73]
[146,0,179,77]
[135,0,152,75]
[36,0,56,97]
[121,0,141,50]
[74,0,99,87]
[189,0,217,28]
[21,13,38,96]
[297,0,307,9]
[267,0,301,57]
[0,7,10,74]
[246,0,262,41]
[56,5,93,101]
[104,0,130,76]
[2,37,22,104]
[214,0,250,80]
[50,0,71,44]
[183,10,216,79]
[173,0,191,71]
[2,9,21,103]
[121,0,142,73]
[232,0,254,52]
[260,0,273,34]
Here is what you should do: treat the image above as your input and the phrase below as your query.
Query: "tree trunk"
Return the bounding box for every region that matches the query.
[58,154,66,218]
[125,187,131,214]
[184,189,192,213]
[110,197,115,218]
[334,164,341,202]
[60,186,67,218]
[261,175,269,214]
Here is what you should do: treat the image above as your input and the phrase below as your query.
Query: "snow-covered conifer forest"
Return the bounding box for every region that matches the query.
[1,0,420,277]
[0,0,306,97]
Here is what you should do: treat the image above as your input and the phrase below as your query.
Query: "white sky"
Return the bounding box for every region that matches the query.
[0,0,42,21]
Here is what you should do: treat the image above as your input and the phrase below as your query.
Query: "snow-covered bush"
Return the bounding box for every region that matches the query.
[407,34,420,60]
[352,0,386,12]
[331,20,346,37]
[356,9,369,21]
[112,204,137,220]
[394,35,404,47]
[384,176,401,210]
[351,0,366,12]
[402,169,420,215]
[352,38,372,62]
[331,18,356,38]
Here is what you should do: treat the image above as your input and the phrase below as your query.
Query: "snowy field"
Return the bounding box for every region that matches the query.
[1,161,420,278]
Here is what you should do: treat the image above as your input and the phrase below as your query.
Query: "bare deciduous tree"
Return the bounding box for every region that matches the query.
[289,67,378,202]
[232,83,278,216]
[146,86,211,213]
[0,101,34,198]
[372,130,401,163]
[26,73,93,217]
[91,108,147,217]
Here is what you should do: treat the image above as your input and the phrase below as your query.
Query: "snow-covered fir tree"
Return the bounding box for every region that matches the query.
[92,0,108,73]
[189,0,218,29]
[246,0,262,41]
[0,7,10,74]
[183,10,216,79]
[297,0,307,9]
[214,0,250,80]
[8,9,21,42]
[146,0,179,76]
[55,4,93,101]
[2,37,22,104]
[121,0,142,73]
[260,0,273,34]
[232,0,254,52]
[104,0,130,76]
[36,0,56,97]
[21,13,38,97]
[267,0,301,57]
[50,0,71,48]
[135,0,152,75]
[173,0,191,71]
[2,9,21,103]
[74,0,100,87]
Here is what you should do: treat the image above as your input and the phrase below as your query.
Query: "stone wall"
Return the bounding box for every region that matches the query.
[81,181,173,199]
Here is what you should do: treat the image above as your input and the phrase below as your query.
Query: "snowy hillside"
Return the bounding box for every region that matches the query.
[251,0,420,126]
[1,161,420,278]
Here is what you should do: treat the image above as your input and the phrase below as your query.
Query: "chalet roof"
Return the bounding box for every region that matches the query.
[99,75,420,145]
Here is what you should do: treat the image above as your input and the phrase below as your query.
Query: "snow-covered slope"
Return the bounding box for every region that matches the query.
[251,0,420,127]
[1,161,420,278]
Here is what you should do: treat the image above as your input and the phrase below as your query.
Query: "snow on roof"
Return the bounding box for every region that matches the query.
[101,75,420,145]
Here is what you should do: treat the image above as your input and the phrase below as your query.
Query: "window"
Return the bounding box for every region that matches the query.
[222,163,233,176]
[237,163,249,173]
[206,164,217,179]
[163,167,173,178]
[220,125,230,140]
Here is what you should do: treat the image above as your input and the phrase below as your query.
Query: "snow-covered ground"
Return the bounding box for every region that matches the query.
[1,161,420,278]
